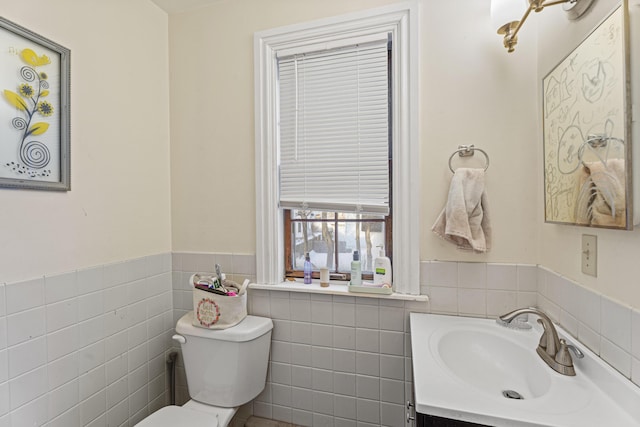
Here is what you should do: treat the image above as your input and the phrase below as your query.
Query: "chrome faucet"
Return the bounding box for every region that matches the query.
[499,307,579,376]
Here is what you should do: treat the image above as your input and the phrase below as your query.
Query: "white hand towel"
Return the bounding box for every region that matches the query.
[431,168,491,253]
[575,159,626,227]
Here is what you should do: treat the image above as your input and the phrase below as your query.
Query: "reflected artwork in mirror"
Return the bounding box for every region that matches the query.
[543,2,632,229]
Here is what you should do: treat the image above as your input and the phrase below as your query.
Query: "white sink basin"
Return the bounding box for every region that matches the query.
[437,327,551,399]
[410,313,640,426]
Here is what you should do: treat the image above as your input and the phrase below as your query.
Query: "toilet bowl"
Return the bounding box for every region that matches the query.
[136,312,273,427]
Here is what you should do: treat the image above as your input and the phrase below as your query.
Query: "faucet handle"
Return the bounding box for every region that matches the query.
[555,339,575,367]
[565,341,585,359]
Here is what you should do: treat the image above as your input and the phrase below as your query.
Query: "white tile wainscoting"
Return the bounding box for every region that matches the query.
[2,253,639,427]
[172,254,640,427]
[0,253,174,427]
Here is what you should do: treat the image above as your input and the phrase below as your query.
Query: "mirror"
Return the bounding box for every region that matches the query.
[543,2,632,229]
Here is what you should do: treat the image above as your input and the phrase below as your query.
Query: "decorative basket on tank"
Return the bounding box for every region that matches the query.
[190,273,248,329]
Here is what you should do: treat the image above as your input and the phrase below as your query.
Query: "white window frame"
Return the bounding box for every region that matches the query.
[254,2,420,294]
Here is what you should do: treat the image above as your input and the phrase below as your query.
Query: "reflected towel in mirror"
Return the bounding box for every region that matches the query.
[431,168,491,253]
[575,159,626,227]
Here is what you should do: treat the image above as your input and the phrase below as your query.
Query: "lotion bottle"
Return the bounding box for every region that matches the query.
[350,250,362,286]
[373,245,392,288]
[304,253,312,284]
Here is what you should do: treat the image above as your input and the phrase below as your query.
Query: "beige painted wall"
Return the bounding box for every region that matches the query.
[168,0,640,309]
[0,0,172,283]
[169,0,540,264]
[536,0,640,308]
[169,0,413,253]
[419,0,539,263]
[6,0,639,326]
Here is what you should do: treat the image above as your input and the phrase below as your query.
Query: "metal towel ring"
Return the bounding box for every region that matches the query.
[448,145,490,173]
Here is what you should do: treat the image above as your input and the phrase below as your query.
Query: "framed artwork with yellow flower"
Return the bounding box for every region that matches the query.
[0,17,70,191]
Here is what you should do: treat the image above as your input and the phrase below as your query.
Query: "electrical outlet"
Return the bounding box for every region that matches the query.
[581,234,597,277]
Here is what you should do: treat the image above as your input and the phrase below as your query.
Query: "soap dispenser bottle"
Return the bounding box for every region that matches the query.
[303,253,312,284]
[350,250,362,286]
[373,245,392,288]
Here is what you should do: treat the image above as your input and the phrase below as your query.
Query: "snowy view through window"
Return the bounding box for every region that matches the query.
[290,210,387,274]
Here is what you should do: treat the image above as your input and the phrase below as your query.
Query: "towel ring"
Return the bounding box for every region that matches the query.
[575,135,625,169]
[584,134,625,148]
[448,145,490,173]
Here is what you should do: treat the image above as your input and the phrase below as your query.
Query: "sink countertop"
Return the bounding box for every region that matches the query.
[410,313,640,427]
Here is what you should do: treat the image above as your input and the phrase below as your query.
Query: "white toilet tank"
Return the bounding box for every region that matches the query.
[175,312,273,408]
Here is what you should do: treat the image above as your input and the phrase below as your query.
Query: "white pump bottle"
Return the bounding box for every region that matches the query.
[373,245,392,288]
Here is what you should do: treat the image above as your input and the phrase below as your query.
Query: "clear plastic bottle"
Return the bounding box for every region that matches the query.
[350,250,362,286]
[304,253,312,284]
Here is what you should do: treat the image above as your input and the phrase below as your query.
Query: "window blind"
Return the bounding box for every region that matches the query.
[277,38,390,215]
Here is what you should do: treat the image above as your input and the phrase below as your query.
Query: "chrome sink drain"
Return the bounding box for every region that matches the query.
[502,390,524,400]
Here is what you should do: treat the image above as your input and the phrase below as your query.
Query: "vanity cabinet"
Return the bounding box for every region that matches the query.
[417,413,490,427]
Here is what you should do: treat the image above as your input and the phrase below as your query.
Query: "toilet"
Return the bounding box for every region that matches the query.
[136,311,273,427]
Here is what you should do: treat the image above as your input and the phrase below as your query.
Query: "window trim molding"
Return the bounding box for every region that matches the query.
[254,1,420,294]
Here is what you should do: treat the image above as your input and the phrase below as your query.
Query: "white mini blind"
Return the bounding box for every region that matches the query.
[278,38,390,215]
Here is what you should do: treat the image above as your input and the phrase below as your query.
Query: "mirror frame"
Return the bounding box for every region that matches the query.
[542,1,632,230]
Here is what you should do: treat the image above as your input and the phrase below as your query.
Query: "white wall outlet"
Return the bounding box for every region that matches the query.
[581,234,597,277]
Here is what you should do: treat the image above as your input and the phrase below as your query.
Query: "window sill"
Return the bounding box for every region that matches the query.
[248,280,428,302]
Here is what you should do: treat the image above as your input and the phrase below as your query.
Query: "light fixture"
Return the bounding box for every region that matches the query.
[491,0,596,53]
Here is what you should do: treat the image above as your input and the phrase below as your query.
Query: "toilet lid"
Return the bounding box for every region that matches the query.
[136,405,221,427]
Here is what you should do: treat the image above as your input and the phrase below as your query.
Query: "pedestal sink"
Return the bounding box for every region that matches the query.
[410,313,640,426]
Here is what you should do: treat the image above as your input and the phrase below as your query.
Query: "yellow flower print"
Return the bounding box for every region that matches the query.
[20,48,50,67]
[18,83,34,97]
[37,100,53,117]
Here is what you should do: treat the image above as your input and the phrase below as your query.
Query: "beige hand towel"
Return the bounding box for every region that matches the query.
[431,168,491,253]
[575,159,626,227]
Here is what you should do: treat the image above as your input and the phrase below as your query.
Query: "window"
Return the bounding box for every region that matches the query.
[284,210,391,280]
[255,2,420,294]
[278,37,392,280]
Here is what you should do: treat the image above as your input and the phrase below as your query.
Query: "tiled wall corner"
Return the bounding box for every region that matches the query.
[421,260,640,389]
[538,267,640,386]
[421,261,640,392]
[0,253,174,427]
